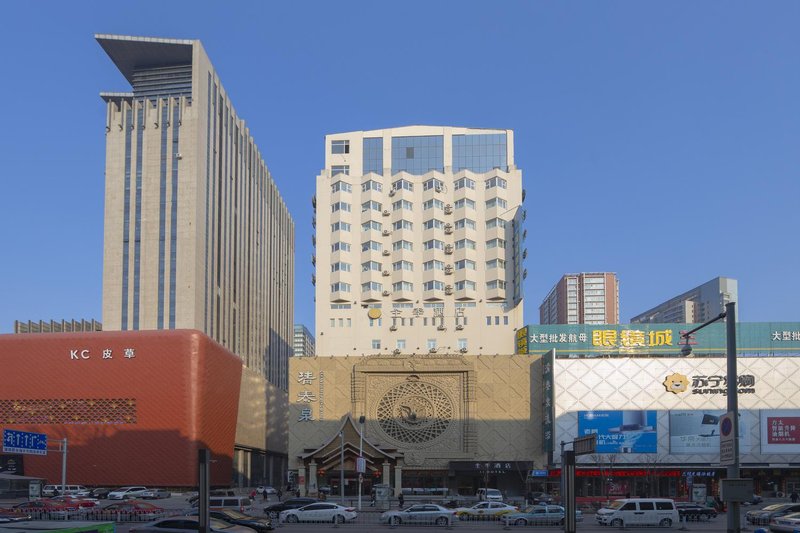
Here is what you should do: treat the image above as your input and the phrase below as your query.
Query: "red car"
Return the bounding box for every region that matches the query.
[93,500,167,521]
[0,507,32,523]
[13,499,79,520]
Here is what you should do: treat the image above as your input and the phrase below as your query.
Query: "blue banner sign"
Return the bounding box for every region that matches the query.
[577,410,657,453]
[3,429,47,455]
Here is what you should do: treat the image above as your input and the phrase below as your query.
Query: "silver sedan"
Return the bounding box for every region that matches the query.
[381,504,457,526]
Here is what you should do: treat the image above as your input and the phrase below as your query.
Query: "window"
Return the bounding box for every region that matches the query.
[455,280,476,290]
[331,139,349,154]
[454,218,476,230]
[423,260,445,271]
[392,178,414,192]
[486,197,508,210]
[362,281,382,292]
[362,220,382,232]
[331,282,351,292]
[362,240,382,252]
[487,280,506,290]
[427,339,437,350]
[331,165,350,176]
[458,338,468,350]
[362,200,382,212]
[331,181,352,193]
[392,240,413,251]
[486,238,506,249]
[391,135,444,175]
[423,239,445,250]
[452,133,508,173]
[455,259,476,270]
[485,176,508,189]
[392,199,413,211]
[396,339,406,349]
[331,262,351,272]
[362,179,383,192]
[454,198,476,210]
[331,242,351,253]
[455,238,476,250]
[392,281,413,291]
[369,317,382,327]
[393,302,413,309]
[423,198,445,210]
[455,302,476,308]
[423,178,444,191]
[371,339,381,349]
[392,260,413,271]
[423,218,444,230]
[331,221,351,232]
[362,261,381,272]
[486,218,507,229]
[424,302,444,308]
[454,177,475,190]
[423,280,445,291]
[363,137,383,174]
[393,219,413,231]
[486,258,506,269]
[332,201,351,213]
[330,303,351,309]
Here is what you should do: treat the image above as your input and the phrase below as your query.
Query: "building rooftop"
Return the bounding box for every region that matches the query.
[95,34,195,86]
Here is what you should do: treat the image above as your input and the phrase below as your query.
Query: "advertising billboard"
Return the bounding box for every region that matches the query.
[760,410,800,454]
[578,410,657,453]
[669,410,754,454]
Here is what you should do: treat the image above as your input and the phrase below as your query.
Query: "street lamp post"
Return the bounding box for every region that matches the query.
[358,415,365,510]
[680,301,740,533]
[340,431,345,504]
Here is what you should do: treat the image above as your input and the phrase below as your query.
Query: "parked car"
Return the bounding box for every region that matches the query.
[752,494,764,504]
[141,489,171,499]
[503,505,583,526]
[264,497,317,519]
[95,500,167,521]
[188,489,237,506]
[187,508,273,532]
[108,486,149,500]
[0,507,32,523]
[456,501,518,520]
[209,496,253,514]
[50,496,100,514]
[280,502,357,524]
[528,492,555,504]
[747,504,800,525]
[676,502,717,521]
[77,487,112,499]
[769,511,800,532]
[596,498,679,528]
[476,488,504,501]
[42,484,88,496]
[130,516,255,532]
[12,499,80,520]
[381,504,457,526]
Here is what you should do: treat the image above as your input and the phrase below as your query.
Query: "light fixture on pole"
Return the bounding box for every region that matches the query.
[680,302,741,533]
[340,431,345,504]
[358,415,365,510]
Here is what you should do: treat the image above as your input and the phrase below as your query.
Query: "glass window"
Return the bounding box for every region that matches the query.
[362,179,383,192]
[361,281,382,292]
[392,260,413,271]
[486,258,506,269]
[331,201,351,213]
[423,280,445,291]
[331,262,351,272]
[392,240,413,251]
[331,165,350,176]
[361,240,382,252]
[396,339,406,349]
[331,180,352,193]
[392,199,413,211]
[391,135,444,175]
[454,177,475,190]
[331,282,351,292]
[485,176,508,189]
[423,198,445,210]
[331,139,350,154]
[487,280,506,290]
[455,280,476,290]
[392,281,413,291]
[331,222,351,232]
[455,259,476,270]
[393,219,413,231]
[363,137,383,174]
[362,220,382,232]
[423,178,444,191]
[454,198,476,210]
[362,261,381,272]
[423,260,445,271]
[331,242,351,252]
[423,239,445,250]
[427,339,437,349]
[423,218,444,230]
[372,339,381,349]
[392,178,414,192]
[452,133,507,173]
[458,338,468,350]
[362,200,382,212]
[485,218,507,229]
[486,238,506,249]
[454,218,476,230]
[455,238,476,250]
[486,197,508,210]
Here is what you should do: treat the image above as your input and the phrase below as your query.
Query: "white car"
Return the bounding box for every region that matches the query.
[108,486,149,500]
[280,502,357,524]
[456,501,518,520]
[770,511,800,532]
[381,504,457,526]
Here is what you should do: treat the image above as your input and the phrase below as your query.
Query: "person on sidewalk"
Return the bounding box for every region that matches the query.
[398,493,404,508]
[790,491,799,503]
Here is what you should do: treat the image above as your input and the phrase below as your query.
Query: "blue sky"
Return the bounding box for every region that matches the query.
[0,1,798,334]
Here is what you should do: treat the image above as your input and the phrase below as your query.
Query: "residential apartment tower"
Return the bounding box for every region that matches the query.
[630,276,738,324]
[539,272,619,325]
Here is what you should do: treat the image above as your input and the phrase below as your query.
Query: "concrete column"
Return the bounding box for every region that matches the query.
[308,461,318,496]
[298,466,306,496]
[382,461,391,486]
[394,465,403,497]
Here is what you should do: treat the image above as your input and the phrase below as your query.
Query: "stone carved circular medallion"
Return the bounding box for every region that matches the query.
[376,380,453,444]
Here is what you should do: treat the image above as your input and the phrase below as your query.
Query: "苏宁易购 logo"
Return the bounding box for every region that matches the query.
[663,373,689,394]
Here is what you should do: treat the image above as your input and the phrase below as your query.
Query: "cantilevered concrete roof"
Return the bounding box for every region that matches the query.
[95,34,195,86]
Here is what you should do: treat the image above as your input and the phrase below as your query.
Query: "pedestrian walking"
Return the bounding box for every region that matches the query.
[398,493,404,508]
[277,488,283,501]
[790,491,799,503]
[250,489,257,500]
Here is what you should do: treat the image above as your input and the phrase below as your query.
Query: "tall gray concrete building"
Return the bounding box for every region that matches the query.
[97,35,294,485]
[630,276,738,324]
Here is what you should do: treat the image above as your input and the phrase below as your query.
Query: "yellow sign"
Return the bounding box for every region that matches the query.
[663,373,689,394]
[367,308,382,319]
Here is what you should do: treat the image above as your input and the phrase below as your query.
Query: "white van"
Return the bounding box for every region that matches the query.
[476,488,503,502]
[42,484,88,496]
[596,498,679,528]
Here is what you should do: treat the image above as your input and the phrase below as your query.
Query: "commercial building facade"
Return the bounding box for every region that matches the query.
[313,126,525,357]
[630,277,738,324]
[539,272,619,325]
[292,324,315,357]
[519,321,800,501]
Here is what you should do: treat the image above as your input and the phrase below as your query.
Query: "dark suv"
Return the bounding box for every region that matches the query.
[264,498,317,519]
[676,502,717,521]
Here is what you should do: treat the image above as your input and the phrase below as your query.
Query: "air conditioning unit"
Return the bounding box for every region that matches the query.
[382,250,391,256]
[459,347,468,353]
[382,290,391,297]
[456,324,464,331]
[429,347,437,353]
[382,270,390,276]
[435,185,443,193]
[444,266,453,275]
[444,245,453,254]
[382,229,391,236]
[390,325,398,332]
[437,325,447,331]
[382,210,390,216]
[393,348,401,355]
[444,205,453,214]
[445,286,453,295]
[388,189,396,197]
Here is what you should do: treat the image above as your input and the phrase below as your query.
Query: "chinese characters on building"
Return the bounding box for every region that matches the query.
[772,331,800,341]
[528,329,674,348]
[69,348,136,360]
[296,370,325,422]
[690,374,756,395]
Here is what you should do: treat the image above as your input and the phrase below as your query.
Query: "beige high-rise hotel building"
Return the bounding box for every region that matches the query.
[313,126,525,356]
